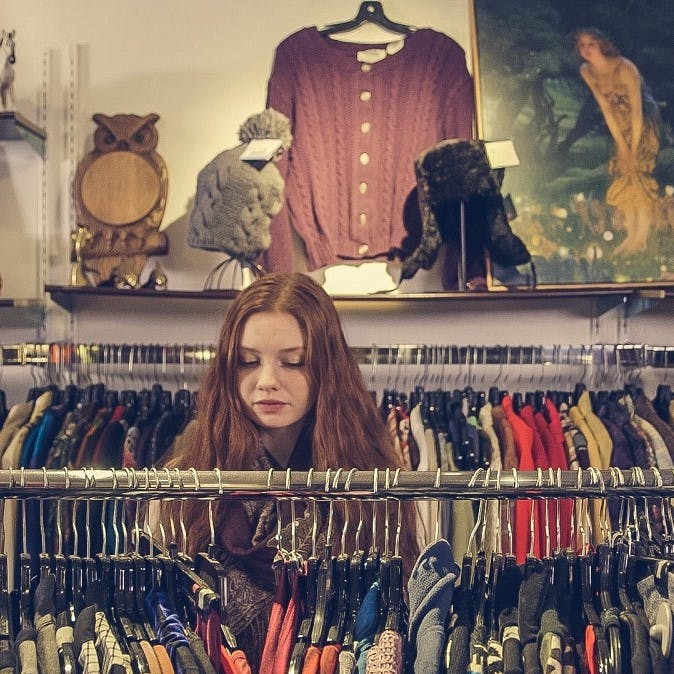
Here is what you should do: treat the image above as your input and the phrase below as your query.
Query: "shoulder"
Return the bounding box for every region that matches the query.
[412,27,467,57]
[617,56,638,74]
[275,26,316,52]
[579,63,593,84]
[616,56,640,82]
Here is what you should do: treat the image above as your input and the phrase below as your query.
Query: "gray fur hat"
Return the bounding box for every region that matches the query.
[188,108,291,261]
[401,138,531,280]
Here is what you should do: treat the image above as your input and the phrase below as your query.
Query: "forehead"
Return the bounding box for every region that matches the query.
[239,311,305,348]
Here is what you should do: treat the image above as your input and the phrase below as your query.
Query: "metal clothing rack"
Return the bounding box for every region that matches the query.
[2,341,674,369]
[0,467,672,500]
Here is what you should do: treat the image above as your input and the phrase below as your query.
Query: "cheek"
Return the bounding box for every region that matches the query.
[295,373,314,406]
[238,371,254,397]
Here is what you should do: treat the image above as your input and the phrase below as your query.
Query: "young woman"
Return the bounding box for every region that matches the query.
[162,272,418,669]
[574,27,662,254]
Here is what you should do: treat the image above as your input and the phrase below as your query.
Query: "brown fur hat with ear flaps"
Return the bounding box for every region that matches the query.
[401,138,531,280]
[188,108,292,261]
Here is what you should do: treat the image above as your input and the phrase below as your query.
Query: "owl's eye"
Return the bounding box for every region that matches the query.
[104,133,115,144]
[133,132,145,143]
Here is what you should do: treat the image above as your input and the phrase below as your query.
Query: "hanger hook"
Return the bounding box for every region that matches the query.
[306,468,318,560]
[392,468,402,558]
[325,468,334,547]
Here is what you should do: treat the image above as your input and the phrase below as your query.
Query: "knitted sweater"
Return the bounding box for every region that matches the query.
[265,26,474,272]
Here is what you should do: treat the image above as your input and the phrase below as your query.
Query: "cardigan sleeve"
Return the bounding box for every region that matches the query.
[264,37,298,272]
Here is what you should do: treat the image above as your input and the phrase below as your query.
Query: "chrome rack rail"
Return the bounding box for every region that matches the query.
[0,467,671,500]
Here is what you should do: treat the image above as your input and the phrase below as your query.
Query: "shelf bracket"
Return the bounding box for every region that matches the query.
[623,290,665,318]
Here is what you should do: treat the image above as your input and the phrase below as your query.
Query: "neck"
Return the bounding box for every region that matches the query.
[587,54,613,74]
[260,419,308,468]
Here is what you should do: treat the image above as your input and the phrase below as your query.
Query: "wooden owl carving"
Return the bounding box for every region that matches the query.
[73,113,169,286]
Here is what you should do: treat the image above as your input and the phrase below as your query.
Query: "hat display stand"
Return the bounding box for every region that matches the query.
[203,256,265,291]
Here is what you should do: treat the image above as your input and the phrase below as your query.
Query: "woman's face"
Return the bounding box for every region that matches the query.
[576,34,602,62]
[237,311,314,432]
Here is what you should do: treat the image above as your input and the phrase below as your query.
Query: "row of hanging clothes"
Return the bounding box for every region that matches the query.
[368,345,674,564]
[0,345,213,590]
[2,342,674,672]
[0,467,673,674]
[2,341,674,565]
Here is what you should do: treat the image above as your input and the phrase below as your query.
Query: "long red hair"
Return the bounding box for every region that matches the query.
[165,273,418,573]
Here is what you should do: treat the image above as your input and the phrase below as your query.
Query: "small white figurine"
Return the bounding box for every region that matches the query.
[0,29,16,111]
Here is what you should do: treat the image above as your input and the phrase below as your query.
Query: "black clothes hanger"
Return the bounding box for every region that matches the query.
[288,554,320,674]
[578,552,612,673]
[598,545,622,674]
[327,552,350,645]
[0,390,7,428]
[193,543,238,651]
[654,384,672,422]
[342,548,365,651]
[383,554,403,634]
[573,382,587,405]
[0,551,9,644]
[310,544,337,649]
[319,2,413,38]
[512,391,522,414]
[110,555,152,674]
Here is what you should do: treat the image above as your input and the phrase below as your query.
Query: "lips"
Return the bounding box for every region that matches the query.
[254,400,287,413]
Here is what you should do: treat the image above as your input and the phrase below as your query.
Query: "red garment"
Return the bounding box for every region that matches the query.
[195,608,223,671]
[259,562,290,673]
[585,625,599,674]
[319,644,341,674]
[520,405,555,554]
[301,645,322,674]
[265,27,475,272]
[534,407,573,550]
[502,395,539,562]
[273,565,305,674]
[221,645,238,674]
[231,650,252,674]
[543,399,568,467]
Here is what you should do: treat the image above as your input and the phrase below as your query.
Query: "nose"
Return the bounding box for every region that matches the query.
[256,362,280,390]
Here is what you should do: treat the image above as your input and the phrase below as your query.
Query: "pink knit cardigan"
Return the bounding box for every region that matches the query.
[265,27,475,272]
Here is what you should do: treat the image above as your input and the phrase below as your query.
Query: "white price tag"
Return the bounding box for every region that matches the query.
[240,138,283,162]
[484,140,520,169]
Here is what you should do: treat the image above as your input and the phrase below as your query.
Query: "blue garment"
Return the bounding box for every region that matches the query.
[353,580,380,674]
[29,409,64,468]
[19,423,41,467]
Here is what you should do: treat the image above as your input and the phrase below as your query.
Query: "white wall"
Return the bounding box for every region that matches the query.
[1,0,673,406]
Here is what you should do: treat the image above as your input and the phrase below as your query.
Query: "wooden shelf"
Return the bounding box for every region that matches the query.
[44,281,674,317]
[0,298,44,328]
[0,111,46,157]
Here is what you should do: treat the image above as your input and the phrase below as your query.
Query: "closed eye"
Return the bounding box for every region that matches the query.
[238,360,259,368]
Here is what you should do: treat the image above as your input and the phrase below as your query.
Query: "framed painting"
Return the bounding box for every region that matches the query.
[471,0,674,284]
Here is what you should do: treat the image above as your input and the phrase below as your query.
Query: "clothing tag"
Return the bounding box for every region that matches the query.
[484,139,520,168]
[356,39,406,64]
[386,40,405,55]
[357,48,388,64]
[239,138,282,162]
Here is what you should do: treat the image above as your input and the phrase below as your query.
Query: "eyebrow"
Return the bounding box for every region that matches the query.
[239,346,305,354]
